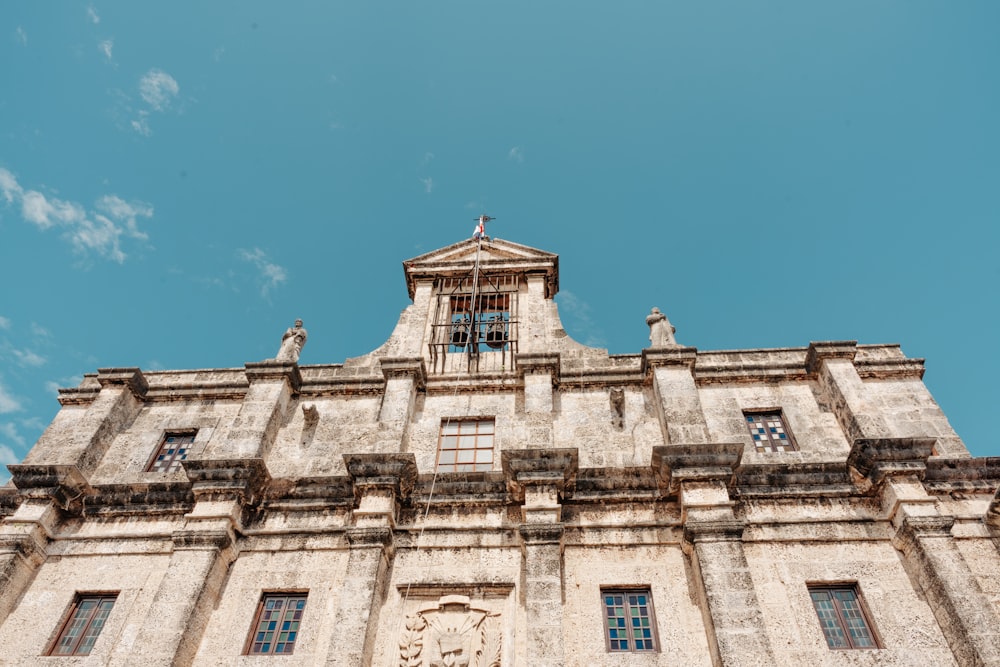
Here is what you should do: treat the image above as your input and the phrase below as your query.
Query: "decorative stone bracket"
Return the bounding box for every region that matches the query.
[516,353,560,383]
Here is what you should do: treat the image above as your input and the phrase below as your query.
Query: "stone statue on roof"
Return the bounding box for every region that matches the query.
[275,319,308,363]
[646,307,678,347]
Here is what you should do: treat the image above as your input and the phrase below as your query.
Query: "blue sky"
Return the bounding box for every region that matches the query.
[1,2,998,480]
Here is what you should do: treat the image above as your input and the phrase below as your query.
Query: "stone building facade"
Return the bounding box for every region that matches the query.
[1,238,999,666]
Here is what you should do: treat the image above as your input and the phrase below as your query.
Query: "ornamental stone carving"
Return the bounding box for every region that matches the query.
[274,319,308,362]
[646,307,678,347]
[399,595,502,667]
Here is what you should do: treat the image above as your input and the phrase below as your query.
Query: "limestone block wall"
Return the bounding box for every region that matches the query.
[553,388,663,468]
[192,547,349,665]
[699,382,851,463]
[0,552,170,665]
[562,542,713,667]
[90,402,238,484]
[744,539,958,666]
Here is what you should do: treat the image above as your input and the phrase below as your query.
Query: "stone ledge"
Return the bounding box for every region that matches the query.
[346,525,393,547]
[734,462,853,498]
[82,482,195,517]
[519,522,564,545]
[516,352,560,381]
[344,453,418,501]
[684,519,745,543]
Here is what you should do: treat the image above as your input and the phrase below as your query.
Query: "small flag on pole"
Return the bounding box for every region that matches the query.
[473,215,494,240]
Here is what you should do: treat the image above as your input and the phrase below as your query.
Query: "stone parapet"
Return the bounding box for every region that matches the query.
[96,367,149,398]
[7,464,93,513]
[244,359,302,392]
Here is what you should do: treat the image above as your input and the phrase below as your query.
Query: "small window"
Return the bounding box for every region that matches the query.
[48,594,117,656]
[437,419,494,472]
[245,593,308,655]
[147,431,196,473]
[808,584,879,649]
[744,411,797,452]
[601,589,658,652]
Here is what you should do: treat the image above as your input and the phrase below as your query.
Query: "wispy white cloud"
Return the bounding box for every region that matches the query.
[0,423,25,448]
[213,46,226,62]
[556,289,607,348]
[99,39,113,61]
[139,69,179,111]
[87,6,100,24]
[15,26,27,46]
[11,349,45,367]
[30,323,51,340]
[238,248,287,297]
[0,381,23,414]
[0,317,10,331]
[421,152,434,166]
[130,112,151,137]
[421,177,434,194]
[44,375,81,397]
[0,167,153,262]
[508,146,524,163]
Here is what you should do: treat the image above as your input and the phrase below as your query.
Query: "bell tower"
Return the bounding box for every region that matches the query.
[399,237,560,375]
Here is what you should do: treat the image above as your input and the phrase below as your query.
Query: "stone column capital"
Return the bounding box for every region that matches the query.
[345,525,394,548]
[96,367,149,398]
[378,357,426,389]
[7,464,93,515]
[641,346,698,375]
[683,519,746,544]
[502,448,578,502]
[847,437,935,486]
[516,352,560,377]
[244,360,302,392]
[805,340,858,373]
[344,453,418,500]
[519,522,564,545]
[182,457,271,506]
[651,443,743,496]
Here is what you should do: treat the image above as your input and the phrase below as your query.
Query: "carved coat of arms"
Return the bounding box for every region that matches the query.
[399,595,502,667]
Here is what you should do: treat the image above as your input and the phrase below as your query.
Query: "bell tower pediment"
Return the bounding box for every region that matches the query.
[403,238,558,300]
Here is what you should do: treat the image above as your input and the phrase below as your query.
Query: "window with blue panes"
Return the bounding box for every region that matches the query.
[602,589,658,652]
[147,431,195,473]
[245,593,307,655]
[808,585,879,650]
[744,411,797,453]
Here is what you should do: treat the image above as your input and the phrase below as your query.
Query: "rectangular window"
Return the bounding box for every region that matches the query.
[744,411,797,452]
[602,588,658,652]
[437,419,494,472]
[808,584,879,649]
[146,431,196,473]
[48,594,117,656]
[245,593,308,655]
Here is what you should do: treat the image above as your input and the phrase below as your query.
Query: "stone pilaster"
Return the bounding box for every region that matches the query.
[326,454,415,667]
[518,353,559,450]
[22,368,146,472]
[852,439,1000,667]
[642,347,710,444]
[655,443,775,667]
[206,361,300,460]
[893,516,1000,667]
[125,457,269,665]
[503,448,577,667]
[124,530,236,667]
[0,500,58,625]
[808,341,893,442]
[377,358,426,447]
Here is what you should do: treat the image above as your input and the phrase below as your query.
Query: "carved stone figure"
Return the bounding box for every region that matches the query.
[275,319,308,362]
[399,595,501,667]
[646,307,678,347]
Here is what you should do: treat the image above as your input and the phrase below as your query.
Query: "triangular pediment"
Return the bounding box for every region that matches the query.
[403,238,559,299]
